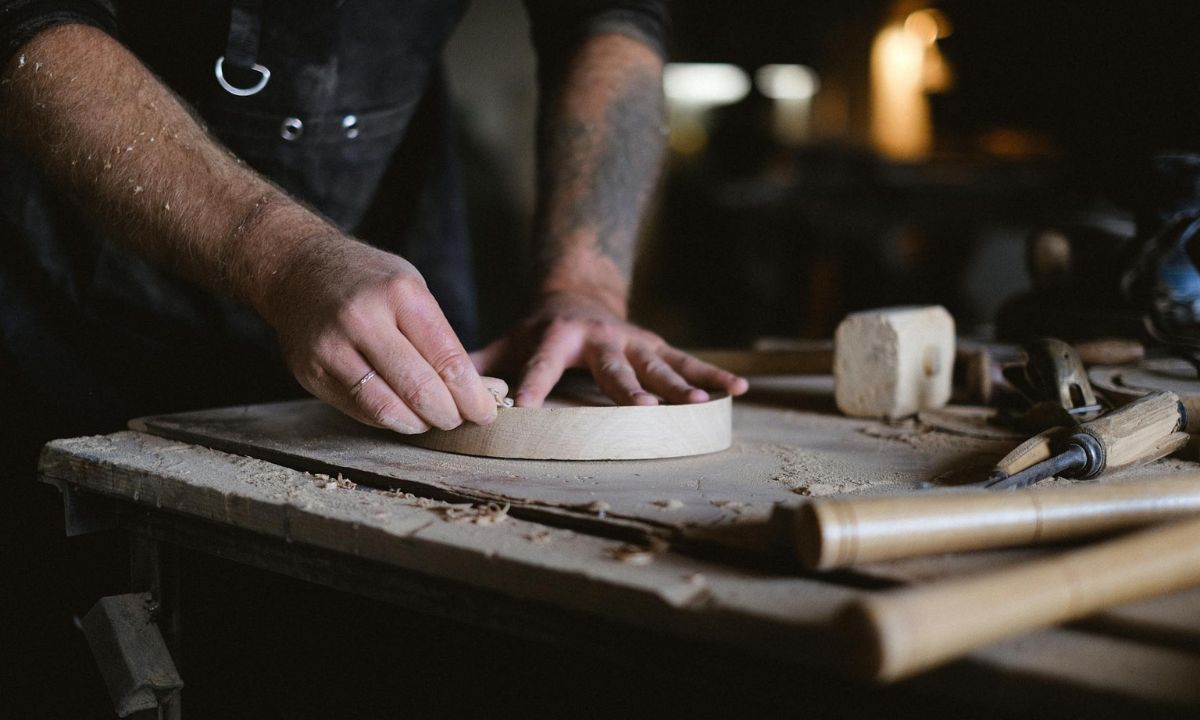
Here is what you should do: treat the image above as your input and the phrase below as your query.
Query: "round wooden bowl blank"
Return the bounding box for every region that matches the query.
[407,393,732,461]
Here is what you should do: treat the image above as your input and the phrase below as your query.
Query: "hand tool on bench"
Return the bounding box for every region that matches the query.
[997,337,1103,431]
[838,513,1200,682]
[785,472,1200,570]
[981,390,1189,489]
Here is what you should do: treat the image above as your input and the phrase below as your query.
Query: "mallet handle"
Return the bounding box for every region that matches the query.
[840,514,1200,681]
[794,471,1200,570]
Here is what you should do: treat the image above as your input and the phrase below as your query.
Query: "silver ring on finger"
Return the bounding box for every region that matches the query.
[349,369,377,397]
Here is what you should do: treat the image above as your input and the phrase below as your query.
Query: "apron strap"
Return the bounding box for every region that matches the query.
[215,0,270,97]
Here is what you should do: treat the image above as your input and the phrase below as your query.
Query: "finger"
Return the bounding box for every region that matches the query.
[513,324,582,407]
[480,376,510,405]
[629,344,710,404]
[358,323,464,431]
[308,348,430,435]
[392,283,497,426]
[661,348,750,396]
[587,343,658,406]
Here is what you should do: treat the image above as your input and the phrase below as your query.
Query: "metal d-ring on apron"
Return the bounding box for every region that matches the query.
[214,0,271,97]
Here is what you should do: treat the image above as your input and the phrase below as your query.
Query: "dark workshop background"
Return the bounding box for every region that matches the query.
[453,0,1200,348]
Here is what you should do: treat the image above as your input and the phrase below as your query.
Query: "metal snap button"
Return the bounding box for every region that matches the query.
[280,117,303,141]
[342,114,360,140]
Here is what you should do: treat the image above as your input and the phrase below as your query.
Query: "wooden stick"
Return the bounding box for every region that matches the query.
[793,473,1200,570]
[687,347,833,376]
[840,514,1200,681]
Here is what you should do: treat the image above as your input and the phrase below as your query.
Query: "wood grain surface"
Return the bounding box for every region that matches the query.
[407,390,731,460]
[841,515,1200,682]
[791,473,1200,569]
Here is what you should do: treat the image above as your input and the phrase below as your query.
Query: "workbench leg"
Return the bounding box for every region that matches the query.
[131,535,182,720]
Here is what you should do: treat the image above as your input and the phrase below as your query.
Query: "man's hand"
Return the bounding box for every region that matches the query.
[474,291,748,407]
[1,24,496,435]
[263,238,499,434]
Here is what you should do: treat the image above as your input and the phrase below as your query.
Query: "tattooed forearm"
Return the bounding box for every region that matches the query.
[533,33,667,310]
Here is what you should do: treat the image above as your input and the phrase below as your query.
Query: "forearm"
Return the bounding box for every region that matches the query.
[533,32,667,317]
[0,23,333,320]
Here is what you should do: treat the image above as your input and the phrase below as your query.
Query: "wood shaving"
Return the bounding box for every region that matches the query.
[606,537,669,565]
[575,500,611,514]
[524,529,553,544]
[382,488,441,508]
[315,473,356,490]
[432,502,509,525]
[652,499,684,510]
[710,499,747,513]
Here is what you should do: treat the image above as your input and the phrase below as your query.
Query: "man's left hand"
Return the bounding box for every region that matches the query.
[472,291,749,408]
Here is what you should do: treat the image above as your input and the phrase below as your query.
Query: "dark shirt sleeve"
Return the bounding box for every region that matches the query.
[523,0,668,68]
[0,0,116,67]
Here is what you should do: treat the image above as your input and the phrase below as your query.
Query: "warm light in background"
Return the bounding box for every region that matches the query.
[663,63,751,107]
[870,6,954,161]
[903,8,952,46]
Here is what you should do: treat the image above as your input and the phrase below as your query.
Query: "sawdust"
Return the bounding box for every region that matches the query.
[525,529,553,544]
[710,499,747,514]
[742,441,909,497]
[431,502,509,525]
[652,499,684,510]
[607,537,668,565]
[859,419,1009,453]
[314,472,355,490]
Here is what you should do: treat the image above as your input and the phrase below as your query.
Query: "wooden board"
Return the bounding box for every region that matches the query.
[131,376,1027,551]
[37,432,1200,713]
[408,389,731,460]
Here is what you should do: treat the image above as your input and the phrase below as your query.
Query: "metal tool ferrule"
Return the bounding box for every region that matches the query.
[1064,431,1106,479]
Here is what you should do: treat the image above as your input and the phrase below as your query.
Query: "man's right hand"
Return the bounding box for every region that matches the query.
[1,25,496,436]
[261,238,499,434]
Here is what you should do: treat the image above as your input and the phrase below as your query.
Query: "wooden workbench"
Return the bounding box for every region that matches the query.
[38,376,1200,717]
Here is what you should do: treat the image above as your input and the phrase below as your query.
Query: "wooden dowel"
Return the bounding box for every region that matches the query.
[687,348,833,376]
[793,473,1200,570]
[840,515,1200,681]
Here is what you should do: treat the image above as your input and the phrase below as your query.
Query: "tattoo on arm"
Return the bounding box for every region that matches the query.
[534,36,667,290]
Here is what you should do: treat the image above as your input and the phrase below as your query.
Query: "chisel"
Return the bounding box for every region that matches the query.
[983,390,1188,489]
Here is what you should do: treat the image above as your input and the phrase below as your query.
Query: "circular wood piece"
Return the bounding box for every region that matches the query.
[1090,359,1200,428]
[406,393,732,460]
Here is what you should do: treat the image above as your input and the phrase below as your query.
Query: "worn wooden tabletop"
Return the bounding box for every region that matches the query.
[37,375,1200,716]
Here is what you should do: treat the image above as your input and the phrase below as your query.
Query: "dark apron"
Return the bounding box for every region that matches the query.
[0,0,476,440]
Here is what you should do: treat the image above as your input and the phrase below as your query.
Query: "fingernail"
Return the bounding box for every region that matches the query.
[514,392,532,407]
[384,418,429,435]
[632,392,659,406]
[478,409,498,426]
[688,389,711,403]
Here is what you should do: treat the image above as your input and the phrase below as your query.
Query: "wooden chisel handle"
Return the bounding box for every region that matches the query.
[839,514,1200,682]
[1076,390,1186,471]
[791,472,1200,569]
